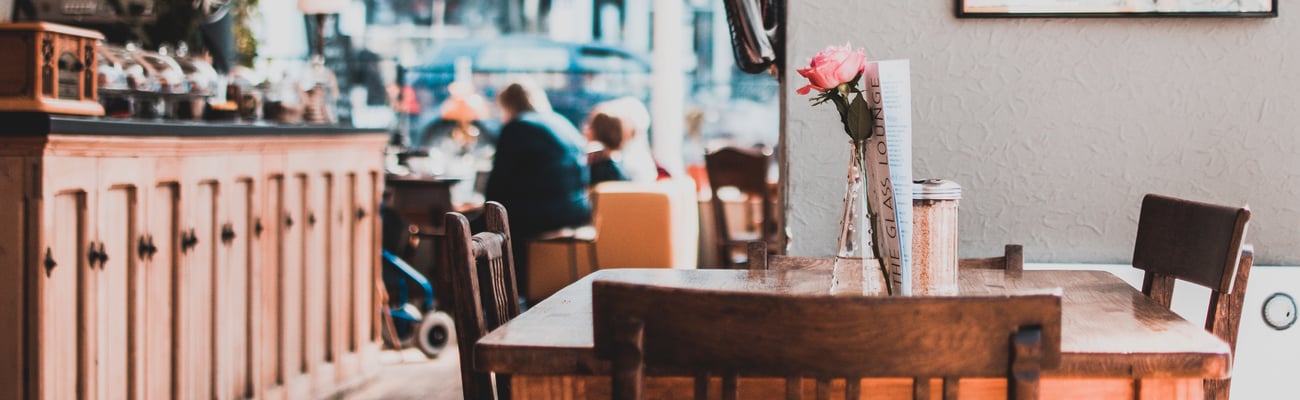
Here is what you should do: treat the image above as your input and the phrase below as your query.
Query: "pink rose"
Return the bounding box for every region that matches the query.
[796,43,867,95]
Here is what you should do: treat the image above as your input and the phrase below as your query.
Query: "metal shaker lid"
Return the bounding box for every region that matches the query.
[913,179,961,200]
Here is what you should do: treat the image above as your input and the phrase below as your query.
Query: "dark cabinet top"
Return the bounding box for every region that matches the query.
[0,112,388,137]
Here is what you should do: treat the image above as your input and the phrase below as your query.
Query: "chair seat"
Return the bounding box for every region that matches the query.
[534,225,599,242]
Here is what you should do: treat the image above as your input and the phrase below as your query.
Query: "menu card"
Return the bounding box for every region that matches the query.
[861,60,914,295]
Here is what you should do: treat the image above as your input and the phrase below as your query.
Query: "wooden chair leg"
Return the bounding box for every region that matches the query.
[913,377,930,400]
[785,375,803,400]
[1011,327,1044,400]
[722,374,739,400]
[611,317,645,400]
[943,377,960,400]
[694,372,710,400]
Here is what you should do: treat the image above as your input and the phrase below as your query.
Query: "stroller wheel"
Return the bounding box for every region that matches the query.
[416,311,456,358]
[383,304,422,349]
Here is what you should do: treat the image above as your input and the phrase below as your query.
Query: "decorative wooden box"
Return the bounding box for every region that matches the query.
[0,22,104,116]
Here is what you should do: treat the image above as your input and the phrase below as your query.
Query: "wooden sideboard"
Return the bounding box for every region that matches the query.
[0,113,389,400]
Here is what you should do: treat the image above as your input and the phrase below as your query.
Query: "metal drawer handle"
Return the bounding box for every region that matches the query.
[220,223,236,245]
[44,248,56,276]
[180,229,199,253]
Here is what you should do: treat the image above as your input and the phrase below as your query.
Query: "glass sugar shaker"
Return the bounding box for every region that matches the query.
[912,179,961,295]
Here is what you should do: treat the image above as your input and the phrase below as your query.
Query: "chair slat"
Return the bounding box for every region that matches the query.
[912,377,930,400]
[943,377,960,400]
[722,374,738,400]
[814,378,830,400]
[1141,271,1176,310]
[693,372,710,400]
[845,377,860,400]
[785,376,803,400]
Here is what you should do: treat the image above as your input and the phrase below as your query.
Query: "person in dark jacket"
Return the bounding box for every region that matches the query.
[484,80,592,301]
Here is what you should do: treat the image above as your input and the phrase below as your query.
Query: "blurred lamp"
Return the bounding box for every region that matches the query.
[298,0,349,14]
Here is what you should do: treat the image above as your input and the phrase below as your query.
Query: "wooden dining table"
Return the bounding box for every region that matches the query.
[475,268,1231,399]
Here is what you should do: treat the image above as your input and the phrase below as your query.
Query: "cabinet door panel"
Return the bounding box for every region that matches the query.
[260,176,286,387]
[302,173,328,372]
[42,191,87,400]
[41,157,97,400]
[179,181,220,399]
[100,186,136,400]
[145,183,178,400]
[352,171,378,347]
[326,172,344,365]
[283,175,305,378]
[215,179,255,400]
[344,173,359,353]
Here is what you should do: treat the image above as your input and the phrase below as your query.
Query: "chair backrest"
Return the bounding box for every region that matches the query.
[705,146,777,265]
[744,241,834,270]
[746,241,1024,274]
[1134,194,1250,296]
[592,281,1062,400]
[1132,193,1252,400]
[958,244,1024,274]
[446,202,520,400]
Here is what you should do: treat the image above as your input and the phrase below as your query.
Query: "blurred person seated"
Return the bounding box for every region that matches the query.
[584,110,631,185]
[590,97,662,183]
[482,80,593,301]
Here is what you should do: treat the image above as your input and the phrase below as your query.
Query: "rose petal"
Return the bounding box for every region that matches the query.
[796,84,815,95]
[813,61,841,88]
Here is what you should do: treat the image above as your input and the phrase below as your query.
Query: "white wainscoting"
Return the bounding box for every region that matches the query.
[1026,263,1300,399]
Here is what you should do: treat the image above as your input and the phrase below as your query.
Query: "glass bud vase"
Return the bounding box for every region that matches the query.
[831,140,889,296]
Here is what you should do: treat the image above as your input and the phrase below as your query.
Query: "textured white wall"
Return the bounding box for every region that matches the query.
[783,2,1300,264]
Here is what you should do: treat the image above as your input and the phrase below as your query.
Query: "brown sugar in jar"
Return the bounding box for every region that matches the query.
[912,179,960,295]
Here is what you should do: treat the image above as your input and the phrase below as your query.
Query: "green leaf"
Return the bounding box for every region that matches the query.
[847,93,874,141]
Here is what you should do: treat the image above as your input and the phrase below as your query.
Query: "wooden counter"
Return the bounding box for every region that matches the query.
[0,113,389,400]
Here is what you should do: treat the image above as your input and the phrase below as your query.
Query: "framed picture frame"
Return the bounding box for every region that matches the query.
[956,0,1278,18]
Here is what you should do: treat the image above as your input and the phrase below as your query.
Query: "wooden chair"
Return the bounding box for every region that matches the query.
[705,146,779,267]
[958,244,1024,274]
[592,280,1062,400]
[746,241,1024,274]
[445,202,520,400]
[1131,193,1253,400]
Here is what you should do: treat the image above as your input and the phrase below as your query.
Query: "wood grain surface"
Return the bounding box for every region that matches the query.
[476,268,1231,380]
